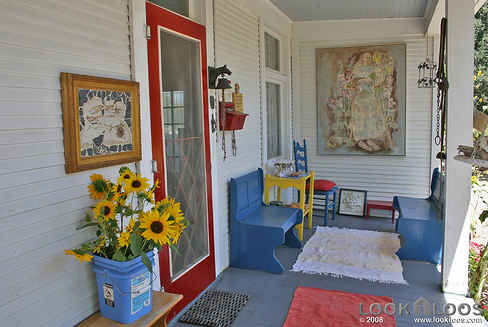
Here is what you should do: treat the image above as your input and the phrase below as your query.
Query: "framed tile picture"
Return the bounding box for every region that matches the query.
[338,189,368,217]
[60,73,142,173]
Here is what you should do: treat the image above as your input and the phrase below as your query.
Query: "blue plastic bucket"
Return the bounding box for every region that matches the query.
[92,251,154,323]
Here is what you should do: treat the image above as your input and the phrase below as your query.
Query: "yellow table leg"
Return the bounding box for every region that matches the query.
[297,180,306,240]
[307,172,315,230]
[264,175,271,205]
[277,187,282,202]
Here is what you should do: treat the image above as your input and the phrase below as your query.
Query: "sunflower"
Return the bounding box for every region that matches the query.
[65,250,93,263]
[125,175,150,194]
[88,173,107,200]
[118,231,131,248]
[93,236,105,254]
[145,180,160,203]
[117,169,135,186]
[140,210,179,246]
[109,182,126,204]
[80,253,93,263]
[125,218,136,233]
[155,197,180,213]
[166,205,185,226]
[93,200,116,221]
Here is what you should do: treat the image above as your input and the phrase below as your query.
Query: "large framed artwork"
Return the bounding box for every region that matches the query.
[61,73,141,173]
[316,44,406,156]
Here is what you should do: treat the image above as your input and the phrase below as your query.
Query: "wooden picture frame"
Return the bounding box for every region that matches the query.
[61,73,142,173]
[338,189,368,217]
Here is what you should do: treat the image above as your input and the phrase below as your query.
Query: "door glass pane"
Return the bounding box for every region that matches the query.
[266,82,281,159]
[160,30,209,279]
[149,0,189,17]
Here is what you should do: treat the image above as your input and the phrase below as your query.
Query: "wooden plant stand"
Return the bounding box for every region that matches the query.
[77,291,183,327]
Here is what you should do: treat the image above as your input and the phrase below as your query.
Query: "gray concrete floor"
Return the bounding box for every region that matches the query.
[172,213,486,327]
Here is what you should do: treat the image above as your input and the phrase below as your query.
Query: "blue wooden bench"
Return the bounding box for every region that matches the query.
[229,169,302,274]
[393,168,443,265]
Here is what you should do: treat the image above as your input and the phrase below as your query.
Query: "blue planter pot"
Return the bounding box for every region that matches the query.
[92,251,154,323]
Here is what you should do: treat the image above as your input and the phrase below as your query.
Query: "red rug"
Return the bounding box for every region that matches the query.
[283,287,396,327]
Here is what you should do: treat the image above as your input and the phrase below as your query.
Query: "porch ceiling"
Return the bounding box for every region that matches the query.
[269,0,436,21]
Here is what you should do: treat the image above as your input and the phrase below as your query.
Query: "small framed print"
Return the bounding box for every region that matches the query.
[338,189,368,217]
[60,73,142,173]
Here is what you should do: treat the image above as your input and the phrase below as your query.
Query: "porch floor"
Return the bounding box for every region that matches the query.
[172,215,486,327]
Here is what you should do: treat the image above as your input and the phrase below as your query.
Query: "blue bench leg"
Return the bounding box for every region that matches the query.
[285,227,302,249]
[324,192,329,226]
[332,190,337,220]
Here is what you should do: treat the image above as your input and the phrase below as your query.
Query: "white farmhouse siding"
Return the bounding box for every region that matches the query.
[0,1,138,326]
[210,0,261,275]
[293,18,433,202]
[207,0,292,274]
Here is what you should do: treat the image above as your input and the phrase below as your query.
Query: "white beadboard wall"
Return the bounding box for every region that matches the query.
[293,19,433,201]
[209,0,292,274]
[0,0,135,326]
[211,0,261,274]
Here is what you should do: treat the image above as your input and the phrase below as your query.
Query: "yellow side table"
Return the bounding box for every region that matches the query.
[263,171,315,241]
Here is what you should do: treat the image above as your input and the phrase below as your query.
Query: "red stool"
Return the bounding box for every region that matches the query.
[366,200,395,223]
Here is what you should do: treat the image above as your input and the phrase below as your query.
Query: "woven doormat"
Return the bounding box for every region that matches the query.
[179,290,249,327]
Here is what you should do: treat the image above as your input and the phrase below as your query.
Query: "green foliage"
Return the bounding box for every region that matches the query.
[475,4,488,113]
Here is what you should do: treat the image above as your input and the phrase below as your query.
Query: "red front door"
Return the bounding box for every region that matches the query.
[146,2,215,318]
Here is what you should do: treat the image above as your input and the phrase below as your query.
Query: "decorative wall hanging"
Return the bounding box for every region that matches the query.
[434,18,448,161]
[338,189,367,217]
[61,73,142,173]
[417,37,437,89]
[316,44,406,156]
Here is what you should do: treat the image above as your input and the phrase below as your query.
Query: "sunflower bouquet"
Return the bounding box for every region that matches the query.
[65,166,187,273]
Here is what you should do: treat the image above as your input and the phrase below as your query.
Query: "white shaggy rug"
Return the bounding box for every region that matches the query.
[292,226,407,284]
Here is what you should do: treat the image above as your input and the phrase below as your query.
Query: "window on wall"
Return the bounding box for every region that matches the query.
[149,0,189,17]
[265,32,280,71]
[266,82,281,159]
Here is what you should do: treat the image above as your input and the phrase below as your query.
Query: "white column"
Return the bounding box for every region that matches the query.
[442,0,474,295]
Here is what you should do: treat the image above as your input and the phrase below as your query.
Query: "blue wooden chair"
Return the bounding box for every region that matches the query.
[293,139,338,226]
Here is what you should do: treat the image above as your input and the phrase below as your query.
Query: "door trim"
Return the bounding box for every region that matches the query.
[146,2,216,317]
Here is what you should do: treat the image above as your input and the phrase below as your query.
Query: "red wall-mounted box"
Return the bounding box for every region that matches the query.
[219,102,248,131]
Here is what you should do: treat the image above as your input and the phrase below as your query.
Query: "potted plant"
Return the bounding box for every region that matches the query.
[65,167,187,323]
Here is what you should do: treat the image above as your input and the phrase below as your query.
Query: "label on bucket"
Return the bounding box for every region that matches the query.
[103,283,115,307]
[131,271,151,315]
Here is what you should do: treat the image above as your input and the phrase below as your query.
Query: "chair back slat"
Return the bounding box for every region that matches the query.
[293,139,308,173]
[230,168,264,221]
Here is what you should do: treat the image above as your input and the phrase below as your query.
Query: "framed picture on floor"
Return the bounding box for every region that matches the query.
[338,189,367,217]
[60,73,141,173]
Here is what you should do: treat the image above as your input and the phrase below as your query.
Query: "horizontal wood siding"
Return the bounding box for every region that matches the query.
[297,38,432,201]
[212,0,261,273]
[0,0,132,326]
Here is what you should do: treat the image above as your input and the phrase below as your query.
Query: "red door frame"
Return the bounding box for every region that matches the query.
[146,2,216,318]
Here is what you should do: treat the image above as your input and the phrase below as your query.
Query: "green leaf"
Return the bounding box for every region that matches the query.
[77,222,99,230]
[130,233,144,256]
[141,252,153,274]
[112,248,127,262]
[119,166,130,175]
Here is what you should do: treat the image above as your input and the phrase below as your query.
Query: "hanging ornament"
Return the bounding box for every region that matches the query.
[417,37,437,89]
